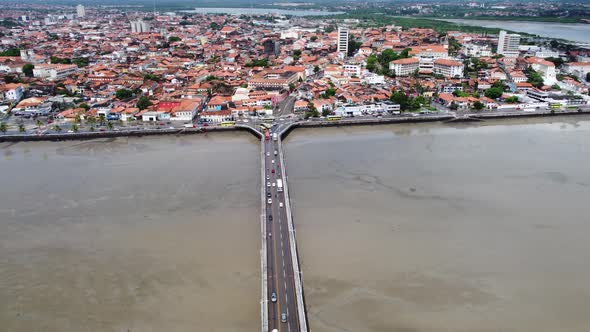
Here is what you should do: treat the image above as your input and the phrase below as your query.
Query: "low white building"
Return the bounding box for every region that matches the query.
[463,43,492,57]
[562,62,590,79]
[361,72,385,85]
[343,64,361,77]
[526,57,556,86]
[409,45,449,71]
[389,58,420,76]
[33,64,78,80]
[433,59,464,78]
[1,83,24,101]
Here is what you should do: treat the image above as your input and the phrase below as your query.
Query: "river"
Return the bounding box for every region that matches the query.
[2,117,590,331]
[187,7,343,16]
[440,18,590,44]
[284,116,590,332]
[0,133,261,332]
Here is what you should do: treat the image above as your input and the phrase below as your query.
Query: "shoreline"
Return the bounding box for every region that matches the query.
[1,110,589,143]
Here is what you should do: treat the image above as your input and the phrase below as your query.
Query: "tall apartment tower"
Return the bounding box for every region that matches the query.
[76,4,86,18]
[497,30,520,57]
[130,20,151,33]
[337,26,349,56]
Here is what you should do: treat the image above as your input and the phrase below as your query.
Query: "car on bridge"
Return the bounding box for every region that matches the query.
[271,292,277,303]
[281,313,287,323]
[267,198,272,204]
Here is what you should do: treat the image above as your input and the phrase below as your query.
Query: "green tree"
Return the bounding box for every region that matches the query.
[53,125,62,132]
[484,87,503,99]
[115,89,133,100]
[366,54,378,73]
[50,56,71,64]
[505,96,519,103]
[79,103,90,111]
[310,36,318,42]
[136,96,153,110]
[390,90,411,110]
[143,73,161,81]
[71,124,79,132]
[0,48,20,56]
[473,101,485,110]
[545,57,564,67]
[289,83,295,92]
[35,119,43,128]
[107,122,113,131]
[209,22,220,30]
[449,102,459,110]
[526,67,545,88]
[22,63,34,77]
[321,108,331,117]
[245,58,270,67]
[314,65,320,73]
[292,49,302,61]
[86,115,96,127]
[0,122,7,133]
[168,36,181,42]
[72,57,89,67]
[324,25,335,33]
[18,123,25,132]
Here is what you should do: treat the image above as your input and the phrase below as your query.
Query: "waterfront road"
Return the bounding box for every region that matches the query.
[265,129,300,332]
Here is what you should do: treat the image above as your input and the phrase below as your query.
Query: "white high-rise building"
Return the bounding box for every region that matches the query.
[497,30,520,57]
[76,4,85,18]
[337,27,349,56]
[130,20,151,33]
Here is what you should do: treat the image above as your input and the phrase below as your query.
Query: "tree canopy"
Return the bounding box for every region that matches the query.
[115,89,133,100]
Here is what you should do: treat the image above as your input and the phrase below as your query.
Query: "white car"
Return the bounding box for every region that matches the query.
[271,160,275,164]
[279,202,284,208]
[267,198,272,204]
[272,182,276,187]
[266,152,270,156]
[267,182,271,187]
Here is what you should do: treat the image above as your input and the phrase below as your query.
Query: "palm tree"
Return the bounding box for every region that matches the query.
[107,122,113,131]
[35,119,43,128]
[74,114,82,124]
[86,115,96,127]
[118,119,124,127]
[71,124,79,132]
[90,126,95,132]
[0,122,8,133]
[18,123,26,133]
[53,125,62,132]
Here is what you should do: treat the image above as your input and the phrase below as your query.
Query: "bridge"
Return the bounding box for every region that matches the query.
[257,120,307,332]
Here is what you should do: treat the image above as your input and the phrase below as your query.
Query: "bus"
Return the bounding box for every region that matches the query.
[261,116,275,123]
[220,121,236,127]
[549,103,562,109]
[265,130,270,141]
[276,179,283,192]
[327,115,342,121]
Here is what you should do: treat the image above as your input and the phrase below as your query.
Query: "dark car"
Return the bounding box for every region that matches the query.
[267,192,272,198]
[269,215,273,221]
